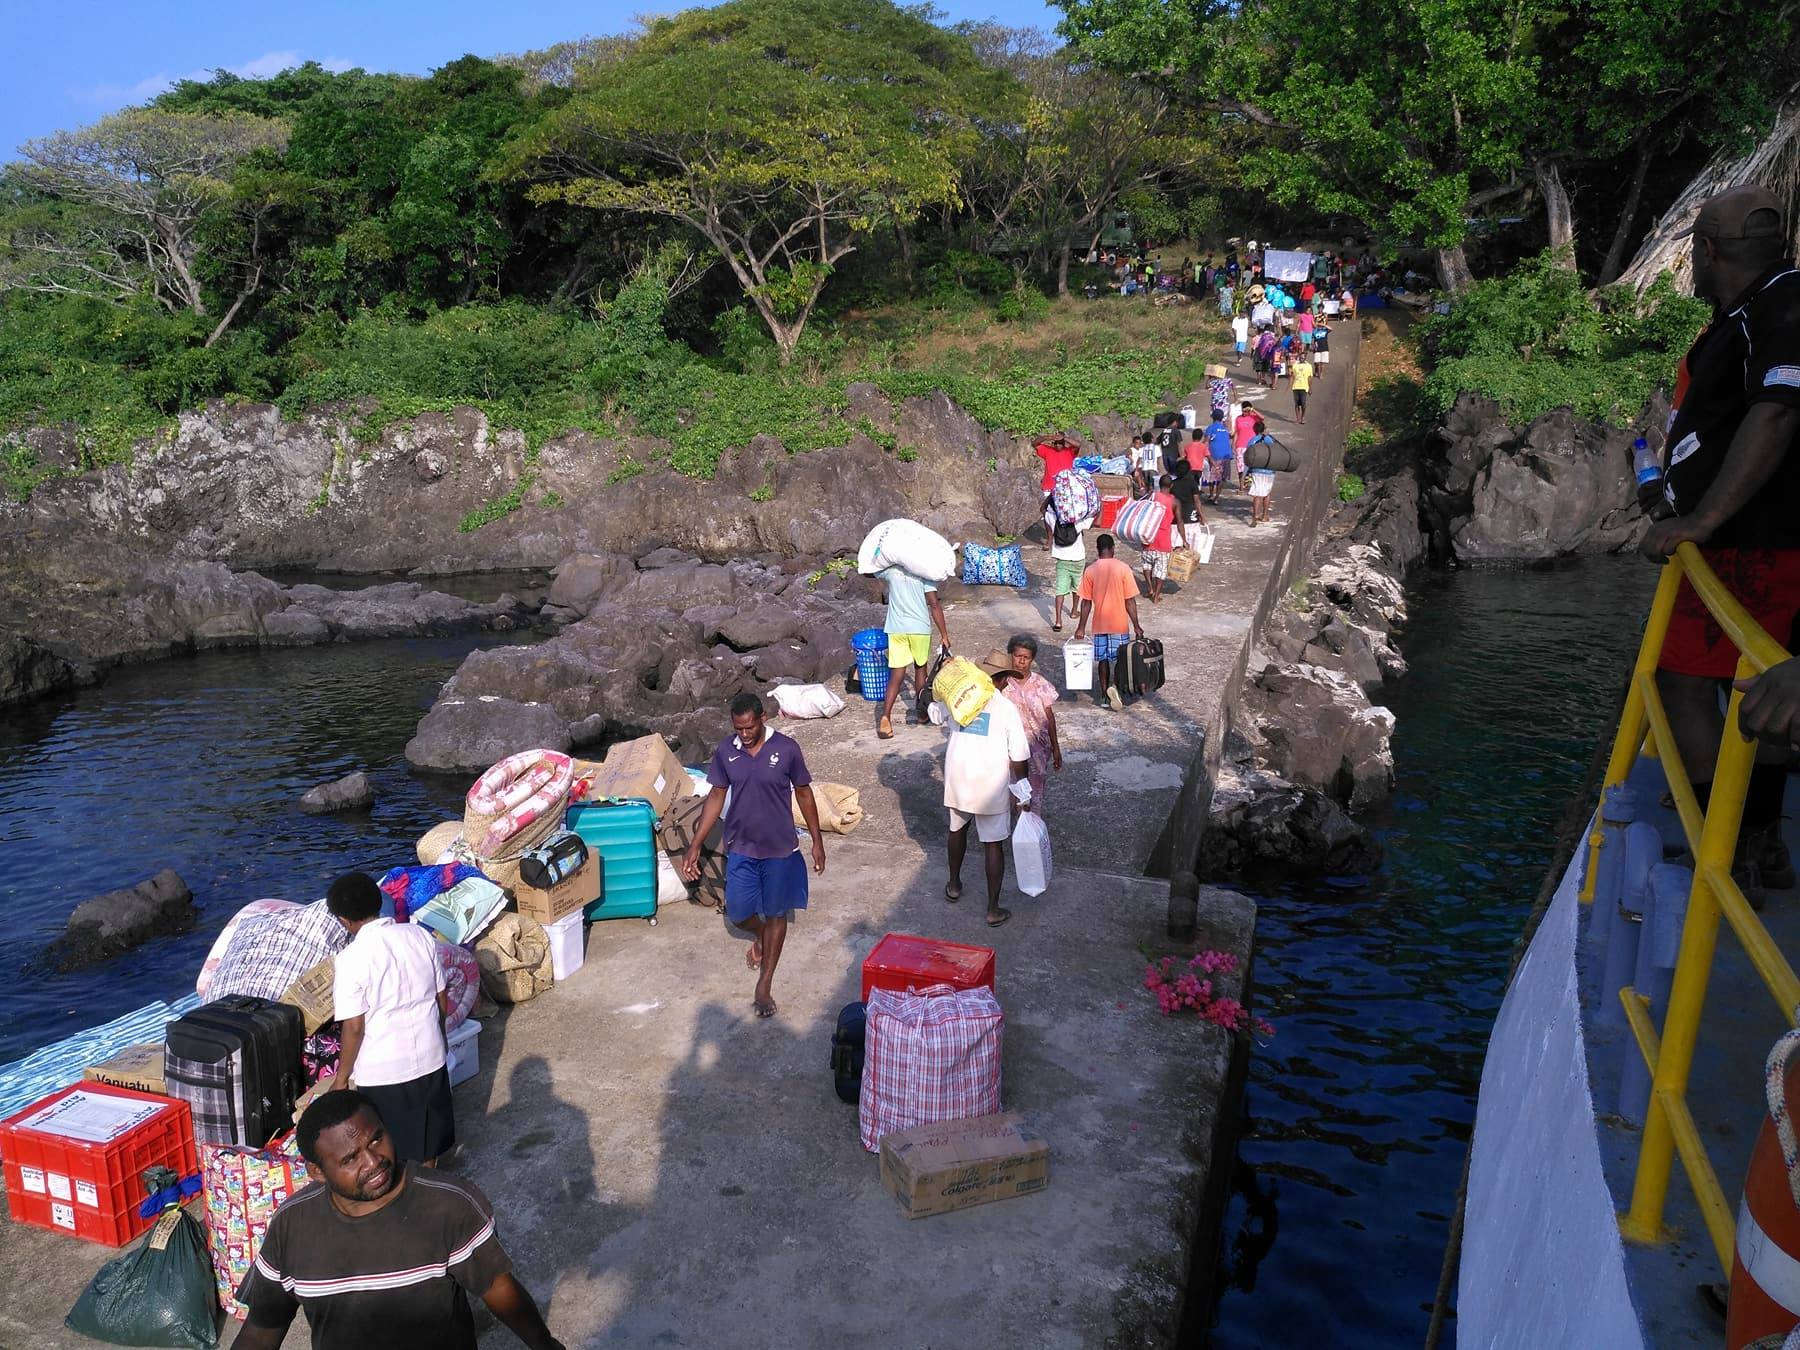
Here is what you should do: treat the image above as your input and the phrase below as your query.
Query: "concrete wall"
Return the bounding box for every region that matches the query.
[1151,322,1361,885]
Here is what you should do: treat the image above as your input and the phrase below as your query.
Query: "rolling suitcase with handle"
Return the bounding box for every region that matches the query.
[1117,637,1166,696]
[163,995,304,1148]
[566,797,660,924]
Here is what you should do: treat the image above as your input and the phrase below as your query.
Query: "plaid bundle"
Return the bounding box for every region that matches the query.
[859,983,1004,1153]
[208,900,346,1004]
[167,1047,239,1144]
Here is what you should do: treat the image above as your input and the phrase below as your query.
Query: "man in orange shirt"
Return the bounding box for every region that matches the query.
[1073,533,1147,712]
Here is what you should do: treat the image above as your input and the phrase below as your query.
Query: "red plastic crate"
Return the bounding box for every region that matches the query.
[862,933,997,1001]
[0,1082,197,1247]
[1098,495,1126,530]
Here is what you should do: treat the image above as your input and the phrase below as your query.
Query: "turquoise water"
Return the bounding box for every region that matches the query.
[1211,557,1659,1346]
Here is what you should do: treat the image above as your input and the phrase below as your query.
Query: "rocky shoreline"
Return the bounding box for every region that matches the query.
[1201,386,1660,882]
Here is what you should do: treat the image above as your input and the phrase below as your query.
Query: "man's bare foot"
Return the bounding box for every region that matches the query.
[746,939,763,970]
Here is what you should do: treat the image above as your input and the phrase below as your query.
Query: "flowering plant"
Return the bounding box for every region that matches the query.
[1142,952,1274,1037]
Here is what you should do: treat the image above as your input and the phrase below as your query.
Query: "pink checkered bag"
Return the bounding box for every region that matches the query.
[859,982,1004,1152]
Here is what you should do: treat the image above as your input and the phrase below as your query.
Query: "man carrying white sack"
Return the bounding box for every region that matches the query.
[935,650,1033,928]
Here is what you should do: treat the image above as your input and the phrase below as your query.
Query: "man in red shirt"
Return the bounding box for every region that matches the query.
[1034,437,1078,493]
[1137,477,1180,602]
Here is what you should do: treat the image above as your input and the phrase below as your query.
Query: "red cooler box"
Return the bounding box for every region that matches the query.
[1098,495,1126,531]
[862,933,996,1001]
[0,1082,198,1246]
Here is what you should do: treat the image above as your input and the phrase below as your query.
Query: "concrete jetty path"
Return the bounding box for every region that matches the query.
[0,324,1358,1348]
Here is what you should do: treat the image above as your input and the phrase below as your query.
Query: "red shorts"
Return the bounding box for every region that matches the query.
[1659,548,1800,678]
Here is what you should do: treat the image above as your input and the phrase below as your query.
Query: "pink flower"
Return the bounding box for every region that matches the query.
[1191,950,1238,975]
[1203,997,1248,1030]
[1253,1018,1277,1039]
[1143,964,1164,990]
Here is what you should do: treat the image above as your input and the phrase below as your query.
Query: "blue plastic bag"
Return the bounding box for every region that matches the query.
[961,542,1028,588]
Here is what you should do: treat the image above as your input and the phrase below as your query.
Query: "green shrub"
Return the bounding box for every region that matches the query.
[1336,472,1366,502]
[749,482,773,502]
[1418,255,1707,425]
[1345,426,1378,450]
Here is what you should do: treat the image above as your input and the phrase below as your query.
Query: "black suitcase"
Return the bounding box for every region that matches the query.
[831,1001,866,1104]
[1117,637,1166,696]
[164,994,304,1147]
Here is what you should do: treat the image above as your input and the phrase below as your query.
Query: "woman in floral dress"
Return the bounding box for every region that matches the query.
[1001,635,1062,805]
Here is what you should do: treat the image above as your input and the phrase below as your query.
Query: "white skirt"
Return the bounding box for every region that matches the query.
[1248,473,1274,498]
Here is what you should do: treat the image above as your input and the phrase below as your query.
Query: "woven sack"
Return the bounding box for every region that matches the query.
[475,913,552,1004]
[417,820,463,864]
[932,656,995,727]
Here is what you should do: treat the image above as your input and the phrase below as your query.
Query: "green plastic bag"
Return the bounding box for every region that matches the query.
[65,1205,219,1348]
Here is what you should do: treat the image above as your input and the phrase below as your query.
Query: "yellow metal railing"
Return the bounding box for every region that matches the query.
[1588,543,1794,1274]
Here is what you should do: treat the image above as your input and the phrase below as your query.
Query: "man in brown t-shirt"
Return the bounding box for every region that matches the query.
[230,1090,563,1350]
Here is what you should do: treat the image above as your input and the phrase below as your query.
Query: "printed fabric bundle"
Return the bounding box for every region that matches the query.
[1051,468,1100,525]
[859,983,1004,1152]
[199,1136,310,1320]
[960,542,1028,588]
[378,862,484,922]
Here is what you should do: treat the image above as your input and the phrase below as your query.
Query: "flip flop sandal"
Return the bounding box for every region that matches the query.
[878,716,894,739]
[944,882,962,903]
[986,908,1013,928]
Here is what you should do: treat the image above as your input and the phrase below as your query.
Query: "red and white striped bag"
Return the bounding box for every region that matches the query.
[859,983,1003,1152]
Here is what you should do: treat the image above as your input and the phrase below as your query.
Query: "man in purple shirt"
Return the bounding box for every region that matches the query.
[681,692,826,1018]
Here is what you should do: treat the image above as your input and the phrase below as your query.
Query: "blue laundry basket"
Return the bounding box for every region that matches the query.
[851,627,890,702]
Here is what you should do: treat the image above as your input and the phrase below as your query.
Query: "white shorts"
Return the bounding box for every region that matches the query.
[948,807,1011,843]
[1249,473,1274,498]
[1316,350,1330,364]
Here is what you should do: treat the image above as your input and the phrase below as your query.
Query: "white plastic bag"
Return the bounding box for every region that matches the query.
[1013,811,1052,897]
[1064,639,1094,691]
[1194,525,1216,565]
[657,853,689,905]
[770,683,845,719]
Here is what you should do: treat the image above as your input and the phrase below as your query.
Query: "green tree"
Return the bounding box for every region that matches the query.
[1059,0,1547,290]
[5,108,288,334]
[518,0,989,364]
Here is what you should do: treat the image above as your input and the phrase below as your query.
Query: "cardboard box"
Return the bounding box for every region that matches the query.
[281,957,336,1035]
[513,853,600,926]
[583,734,687,819]
[879,1112,1049,1219]
[81,1043,165,1096]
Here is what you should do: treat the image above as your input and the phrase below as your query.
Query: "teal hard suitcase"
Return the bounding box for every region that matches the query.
[566,797,659,925]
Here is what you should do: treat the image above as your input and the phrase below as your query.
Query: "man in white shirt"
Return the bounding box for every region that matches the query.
[326,872,454,1165]
[938,651,1033,927]
[1044,501,1095,633]
[1231,312,1251,363]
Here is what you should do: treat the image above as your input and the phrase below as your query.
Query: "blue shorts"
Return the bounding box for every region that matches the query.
[1234,341,1246,353]
[725,851,809,924]
[1093,632,1130,662]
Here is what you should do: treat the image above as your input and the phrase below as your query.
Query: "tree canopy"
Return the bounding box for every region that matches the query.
[517,0,998,362]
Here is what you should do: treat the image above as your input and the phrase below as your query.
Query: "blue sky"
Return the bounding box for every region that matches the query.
[0,0,1064,160]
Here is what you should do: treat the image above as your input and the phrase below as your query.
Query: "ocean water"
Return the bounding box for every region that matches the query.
[1211,557,1659,1346]
[0,635,532,1065]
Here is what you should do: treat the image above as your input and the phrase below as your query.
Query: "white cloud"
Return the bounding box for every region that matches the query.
[231,50,302,80]
[70,49,350,107]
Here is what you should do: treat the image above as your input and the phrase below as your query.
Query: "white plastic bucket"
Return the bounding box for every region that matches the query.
[1064,639,1095,691]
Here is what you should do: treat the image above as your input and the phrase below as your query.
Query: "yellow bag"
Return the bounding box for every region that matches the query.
[932,657,995,727]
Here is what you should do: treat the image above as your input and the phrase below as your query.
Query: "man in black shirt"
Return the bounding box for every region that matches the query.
[1641,184,1800,894]
[231,1090,564,1350]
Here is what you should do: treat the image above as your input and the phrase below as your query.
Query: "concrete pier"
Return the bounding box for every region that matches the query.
[0,324,1358,1348]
